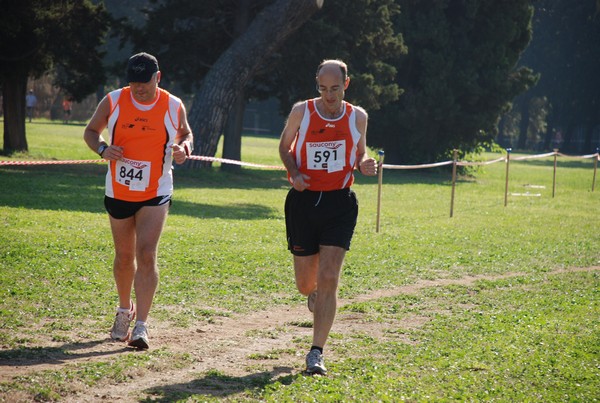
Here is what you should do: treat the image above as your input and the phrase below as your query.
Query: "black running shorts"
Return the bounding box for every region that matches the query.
[104,195,172,219]
[284,188,358,256]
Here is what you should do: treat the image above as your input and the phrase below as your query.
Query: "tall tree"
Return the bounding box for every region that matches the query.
[124,0,404,167]
[369,0,538,164]
[0,0,109,153]
[186,0,325,166]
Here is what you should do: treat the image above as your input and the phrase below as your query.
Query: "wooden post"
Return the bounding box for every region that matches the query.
[592,148,598,192]
[450,149,458,218]
[376,150,385,233]
[504,148,511,207]
[552,149,558,198]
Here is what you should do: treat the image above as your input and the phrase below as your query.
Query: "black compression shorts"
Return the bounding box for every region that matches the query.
[104,195,172,219]
[284,188,358,256]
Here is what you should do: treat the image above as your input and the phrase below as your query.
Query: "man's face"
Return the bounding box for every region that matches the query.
[316,66,348,115]
[129,72,160,103]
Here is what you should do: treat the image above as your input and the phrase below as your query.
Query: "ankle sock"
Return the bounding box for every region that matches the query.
[310,346,323,354]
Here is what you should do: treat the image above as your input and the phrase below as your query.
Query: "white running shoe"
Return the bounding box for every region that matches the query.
[110,301,135,341]
[307,291,317,313]
[305,349,327,375]
[128,322,149,350]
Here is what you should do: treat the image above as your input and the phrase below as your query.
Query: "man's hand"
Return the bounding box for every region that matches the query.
[358,157,378,176]
[171,144,188,165]
[291,173,311,191]
[100,145,124,161]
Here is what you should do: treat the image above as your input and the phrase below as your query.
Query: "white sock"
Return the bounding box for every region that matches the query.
[135,321,147,327]
[117,306,130,313]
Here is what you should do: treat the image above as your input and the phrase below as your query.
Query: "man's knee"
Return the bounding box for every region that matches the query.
[136,244,158,266]
[318,269,341,291]
[296,280,316,296]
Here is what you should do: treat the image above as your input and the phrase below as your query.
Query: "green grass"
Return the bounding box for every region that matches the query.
[0,121,598,401]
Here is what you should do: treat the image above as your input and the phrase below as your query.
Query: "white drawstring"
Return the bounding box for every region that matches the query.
[314,191,323,207]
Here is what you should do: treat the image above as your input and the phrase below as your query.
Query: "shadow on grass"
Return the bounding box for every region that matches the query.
[0,164,280,219]
[0,339,127,369]
[142,367,297,401]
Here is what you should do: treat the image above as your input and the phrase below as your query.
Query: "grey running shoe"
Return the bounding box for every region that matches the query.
[110,302,135,341]
[307,291,317,313]
[305,349,327,375]
[128,322,149,350]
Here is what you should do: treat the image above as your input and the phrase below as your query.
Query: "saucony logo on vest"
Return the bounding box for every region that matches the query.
[308,142,343,150]
[121,158,149,169]
[325,123,336,128]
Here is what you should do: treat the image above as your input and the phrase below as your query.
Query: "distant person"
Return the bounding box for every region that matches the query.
[62,97,73,124]
[278,59,378,375]
[83,52,193,350]
[26,89,37,122]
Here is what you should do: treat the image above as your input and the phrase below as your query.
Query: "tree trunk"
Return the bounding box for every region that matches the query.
[221,0,250,172]
[222,92,246,172]
[2,68,28,153]
[186,0,324,168]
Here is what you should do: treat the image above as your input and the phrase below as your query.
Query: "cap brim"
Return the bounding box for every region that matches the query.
[126,71,155,83]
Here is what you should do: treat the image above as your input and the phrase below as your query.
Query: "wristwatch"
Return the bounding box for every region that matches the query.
[97,144,109,157]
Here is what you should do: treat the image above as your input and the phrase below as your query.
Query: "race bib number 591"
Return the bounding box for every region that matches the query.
[115,158,151,191]
[307,140,346,172]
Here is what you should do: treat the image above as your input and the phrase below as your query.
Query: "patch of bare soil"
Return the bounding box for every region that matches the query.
[1,266,597,402]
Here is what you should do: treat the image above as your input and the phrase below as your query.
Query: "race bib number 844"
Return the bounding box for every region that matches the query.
[116,158,151,191]
[307,140,346,172]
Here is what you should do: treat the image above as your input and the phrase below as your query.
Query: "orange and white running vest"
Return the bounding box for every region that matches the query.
[290,99,362,191]
[104,87,183,201]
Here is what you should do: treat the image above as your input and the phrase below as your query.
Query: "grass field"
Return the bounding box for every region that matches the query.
[0,120,598,401]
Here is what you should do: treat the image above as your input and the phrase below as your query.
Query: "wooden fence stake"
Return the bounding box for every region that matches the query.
[552,149,558,198]
[376,150,385,233]
[504,148,511,207]
[450,149,458,217]
[592,149,598,192]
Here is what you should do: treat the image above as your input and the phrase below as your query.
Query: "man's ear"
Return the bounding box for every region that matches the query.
[344,76,350,90]
[156,71,162,84]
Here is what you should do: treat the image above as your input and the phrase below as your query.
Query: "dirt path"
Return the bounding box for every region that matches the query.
[1,266,597,402]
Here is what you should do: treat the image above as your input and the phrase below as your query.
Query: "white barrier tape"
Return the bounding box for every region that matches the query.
[556,152,599,159]
[187,155,286,170]
[457,157,505,167]
[511,152,556,161]
[382,160,453,170]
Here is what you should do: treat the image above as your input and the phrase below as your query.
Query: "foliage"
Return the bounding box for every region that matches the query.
[0,0,109,152]
[369,0,538,164]
[0,0,109,101]
[120,0,272,94]
[257,0,407,114]
[124,0,406,112]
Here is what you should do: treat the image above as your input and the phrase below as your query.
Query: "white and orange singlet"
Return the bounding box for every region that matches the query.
[104,87,183,202]
[290,99,362,191]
